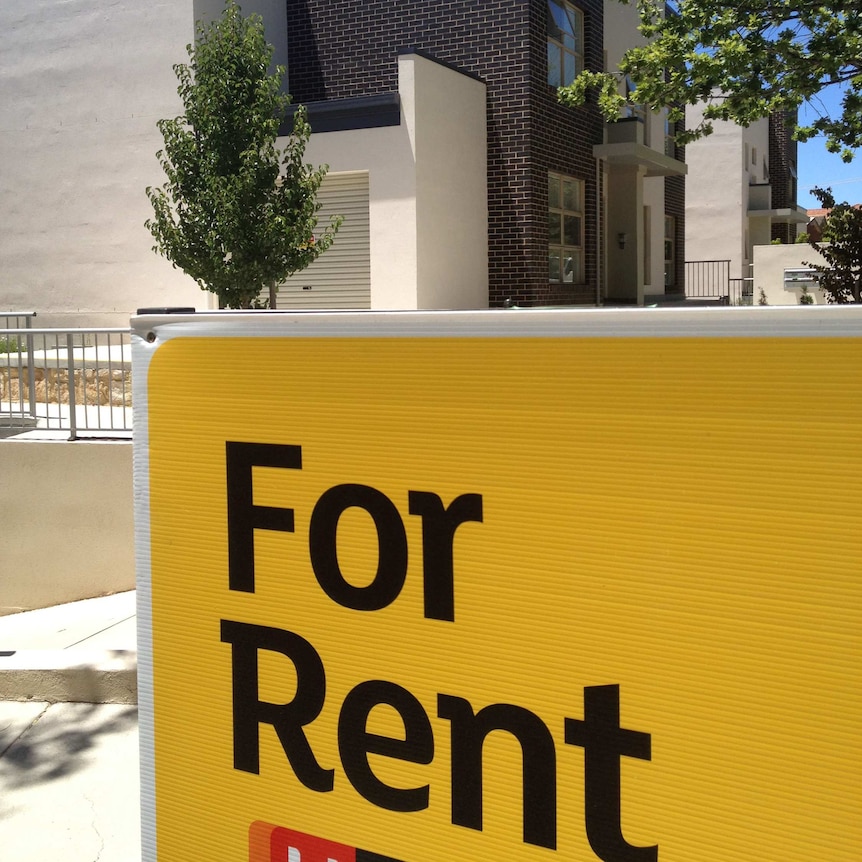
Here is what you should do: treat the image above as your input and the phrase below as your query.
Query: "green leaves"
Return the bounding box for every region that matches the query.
[146,0,341,308]
[559,0,861,159]
[806,187,862,302]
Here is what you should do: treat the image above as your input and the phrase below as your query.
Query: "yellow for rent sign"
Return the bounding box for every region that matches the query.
[133,308,861,862]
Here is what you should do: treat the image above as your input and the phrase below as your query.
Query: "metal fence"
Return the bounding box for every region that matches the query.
[0,326,132,439]
[684,261,753,305]
[729,278,754,305]
[685,260,731,300]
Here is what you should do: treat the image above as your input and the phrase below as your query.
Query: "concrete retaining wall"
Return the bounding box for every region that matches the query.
[753,243,829,305]
[0,439,134,615]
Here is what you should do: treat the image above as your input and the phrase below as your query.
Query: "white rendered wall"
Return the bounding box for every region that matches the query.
[409,54,488,309]
[604,0,674,299]
[298,52,488,310]
[739,117,771,274]
[0,439,134,614]
[295,119,419,310]
[753,243,828,305]
[0,0,205,327]
[686,103,771,280]
[685,104,744,274]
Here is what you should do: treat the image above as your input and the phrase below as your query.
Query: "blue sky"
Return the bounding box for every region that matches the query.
[796,84,862,210]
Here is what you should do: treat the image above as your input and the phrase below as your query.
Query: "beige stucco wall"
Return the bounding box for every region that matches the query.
[0,0,205,328]
[0,439,134,615]
[753,243,829,305]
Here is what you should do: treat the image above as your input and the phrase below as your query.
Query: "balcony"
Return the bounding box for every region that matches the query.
[593,118,687,177]
[748,183,809,224]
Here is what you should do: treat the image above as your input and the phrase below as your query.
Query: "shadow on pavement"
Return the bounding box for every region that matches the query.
[0,701,138,815]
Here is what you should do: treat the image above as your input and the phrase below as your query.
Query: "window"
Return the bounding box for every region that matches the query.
[547,0,584,87]
[751,146,757,166]
[664,216,675,287]
[548,173,584,284]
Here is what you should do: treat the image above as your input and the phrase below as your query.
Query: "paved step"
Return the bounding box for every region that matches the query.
[0,649,136,703]
[0,591,137,704]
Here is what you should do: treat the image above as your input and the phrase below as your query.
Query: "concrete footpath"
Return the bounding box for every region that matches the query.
[0,592,141,860]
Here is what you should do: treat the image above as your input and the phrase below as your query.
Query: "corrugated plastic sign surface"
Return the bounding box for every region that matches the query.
[133,309,861,862]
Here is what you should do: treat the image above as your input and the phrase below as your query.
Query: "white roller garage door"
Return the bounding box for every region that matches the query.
[274,171,370,309]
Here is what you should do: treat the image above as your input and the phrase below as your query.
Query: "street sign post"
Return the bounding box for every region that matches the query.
[133,307,861,862]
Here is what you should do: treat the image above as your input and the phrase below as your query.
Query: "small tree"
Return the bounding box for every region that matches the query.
[146,1,341,309]
[806,187,862,303]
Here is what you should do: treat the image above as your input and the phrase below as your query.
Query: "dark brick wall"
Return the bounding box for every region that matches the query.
[771,222,795,244]
[286,0,604,307]
[665,124,685,294]
[769,111,799,243]
[524,0,604,306]
[287,0,511,102]
[664,174,685,294]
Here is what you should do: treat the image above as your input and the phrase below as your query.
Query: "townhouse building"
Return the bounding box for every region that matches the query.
[278,0,687,308]
[685,104,807,295]
[0,0,687,323]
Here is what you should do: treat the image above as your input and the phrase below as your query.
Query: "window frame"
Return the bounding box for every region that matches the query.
[548,172,585,286]
[547,0,585,88]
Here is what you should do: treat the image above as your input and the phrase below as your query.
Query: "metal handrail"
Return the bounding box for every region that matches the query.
[0,326,132,439]
[0,327,129,336]
[685,260,732,298]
